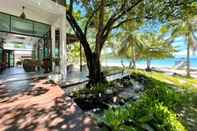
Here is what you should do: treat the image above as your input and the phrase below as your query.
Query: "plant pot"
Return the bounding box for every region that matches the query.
[23,59,36,72]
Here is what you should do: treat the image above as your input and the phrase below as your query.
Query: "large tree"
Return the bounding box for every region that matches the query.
[66,0,195,85]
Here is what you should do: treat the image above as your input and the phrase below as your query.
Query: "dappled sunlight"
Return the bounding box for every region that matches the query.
[0,78,50,104]
[0,79,99,130]
[135,70,197,90]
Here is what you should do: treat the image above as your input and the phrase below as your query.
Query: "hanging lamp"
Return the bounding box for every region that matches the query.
[20,6,26,19]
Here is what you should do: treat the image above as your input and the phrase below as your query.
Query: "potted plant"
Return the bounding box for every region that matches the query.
[23,59,36,72]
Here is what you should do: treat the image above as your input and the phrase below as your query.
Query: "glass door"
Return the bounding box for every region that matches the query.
[7,50,14,67]
[9,51,14,67]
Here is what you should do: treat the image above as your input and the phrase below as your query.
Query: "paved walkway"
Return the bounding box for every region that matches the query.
[0,78,99,131]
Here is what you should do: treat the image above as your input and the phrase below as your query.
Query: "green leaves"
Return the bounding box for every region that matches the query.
[160,25,170,34]
[96,71,194,131]
[138,33,176,60]
[99,95,186,131]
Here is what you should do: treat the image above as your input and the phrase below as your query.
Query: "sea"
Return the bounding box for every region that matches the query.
[101,57,197,69]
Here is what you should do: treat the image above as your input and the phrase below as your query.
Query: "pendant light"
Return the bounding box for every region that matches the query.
[20,6,26,19]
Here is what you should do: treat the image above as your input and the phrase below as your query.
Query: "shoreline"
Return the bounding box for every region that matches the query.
[102,63,197,70]
[102,63,197,78]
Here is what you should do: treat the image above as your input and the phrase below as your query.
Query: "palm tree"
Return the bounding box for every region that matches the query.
[139,33,176,71]
[160,18,197,77]
[118,32,143,69]
[160,3,197,77]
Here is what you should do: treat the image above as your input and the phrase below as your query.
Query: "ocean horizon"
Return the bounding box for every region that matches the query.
[101,57,197,69]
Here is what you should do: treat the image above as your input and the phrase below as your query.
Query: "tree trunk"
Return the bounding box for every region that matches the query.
[186,38,190,77]
[131,57,136,69]
[85,0,107,87]
[146,59,151,71]
[129,60,133,68]
[87,52,106,87]
[131,45,136,69]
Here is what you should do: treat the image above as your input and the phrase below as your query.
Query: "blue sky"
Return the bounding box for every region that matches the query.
[173,36,197,58]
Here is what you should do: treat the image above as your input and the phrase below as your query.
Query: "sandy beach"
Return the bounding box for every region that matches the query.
[102,62,197,78]
[152,67,197,78]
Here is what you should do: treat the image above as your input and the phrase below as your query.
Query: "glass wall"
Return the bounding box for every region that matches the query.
[9,51,14,67]
[11,16,34,35]
[0,13,10,32]
[34,23,49,37]
[0,12,50,37]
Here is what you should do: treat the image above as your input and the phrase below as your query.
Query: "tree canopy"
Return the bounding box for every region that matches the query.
[66,0,197,84]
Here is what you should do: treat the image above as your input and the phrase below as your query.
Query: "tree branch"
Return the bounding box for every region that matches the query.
[112,18,133,29]
[113,0,143,22]
[95,0,105,55]
[66,10,92,66]
[69,0,73,13]
[102,0,143,37]
[84,4,102,37]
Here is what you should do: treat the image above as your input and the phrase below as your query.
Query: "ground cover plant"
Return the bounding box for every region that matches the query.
[97,71,197,131]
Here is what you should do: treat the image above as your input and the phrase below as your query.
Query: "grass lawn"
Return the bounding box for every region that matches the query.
[98,70,197,131]
[138,71,197,130]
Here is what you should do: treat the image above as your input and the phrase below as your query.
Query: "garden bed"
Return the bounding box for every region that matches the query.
[96,71,197,131]
[69,75,144,114]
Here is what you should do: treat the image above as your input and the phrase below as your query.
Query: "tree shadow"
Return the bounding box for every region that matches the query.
[0,79,49,104]
[0,95,99,131]
[25,87,49,96]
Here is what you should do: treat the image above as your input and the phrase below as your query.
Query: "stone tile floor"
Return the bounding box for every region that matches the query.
[0,67,88,86]
[0,78,99,131]
[0,67,49,83]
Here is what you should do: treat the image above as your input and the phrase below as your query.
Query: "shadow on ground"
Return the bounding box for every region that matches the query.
[0,96,97,131]
[0,79,99,131]
[0,78,48,104]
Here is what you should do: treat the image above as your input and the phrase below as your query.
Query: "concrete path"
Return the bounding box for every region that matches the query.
[0,78,99,131]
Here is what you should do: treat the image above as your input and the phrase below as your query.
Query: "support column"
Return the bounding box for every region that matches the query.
[59,14,67,80]
[51,26,56,73]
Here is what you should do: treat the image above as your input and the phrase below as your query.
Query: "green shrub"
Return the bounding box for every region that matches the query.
[98,95,186,131]
[144,84,183,110]
[131,71,184,110]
